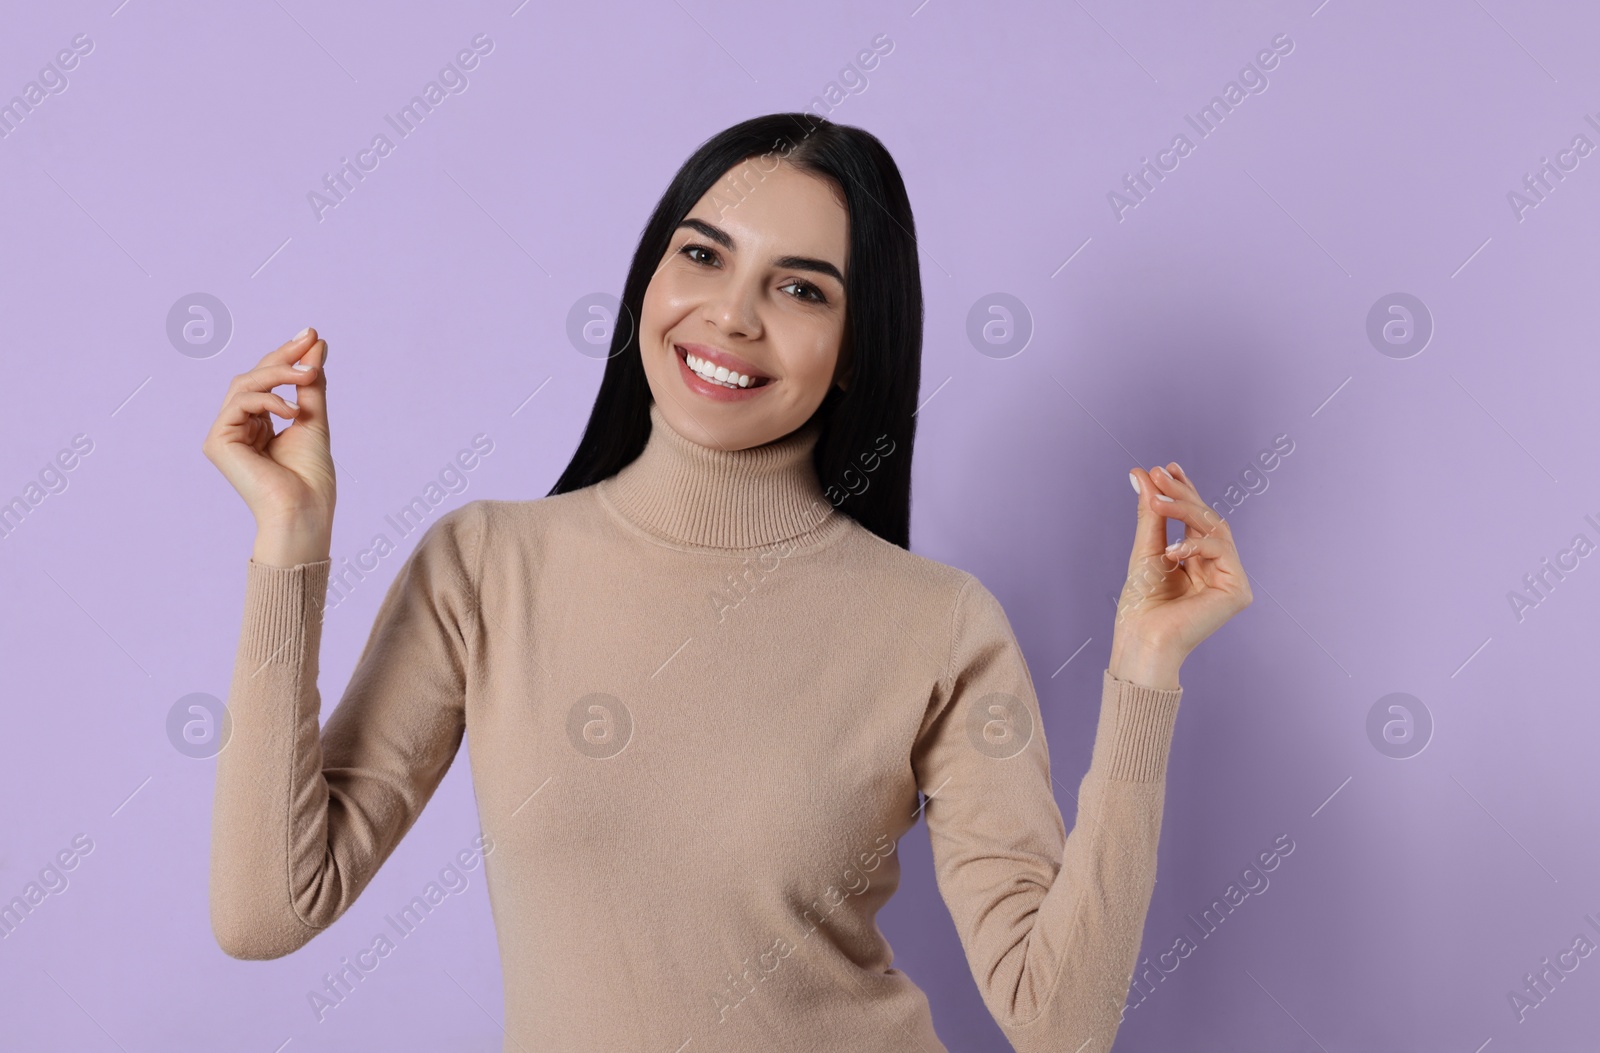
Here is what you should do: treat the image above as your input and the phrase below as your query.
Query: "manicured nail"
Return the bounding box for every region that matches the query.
[294,326,311,340]
[1154,466,1171,478]
[1155,494,1176,503]
[1171,462,1184,477]
[1128,471,1141,495]
[292,362,312,371]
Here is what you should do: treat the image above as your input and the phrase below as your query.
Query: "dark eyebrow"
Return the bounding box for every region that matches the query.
[675,218,845,286]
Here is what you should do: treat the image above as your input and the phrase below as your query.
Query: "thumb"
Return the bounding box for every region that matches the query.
[292,337,330,431]
[1127,468,1168,562]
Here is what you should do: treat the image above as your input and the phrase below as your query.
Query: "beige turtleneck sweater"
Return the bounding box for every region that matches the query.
[210,402,1184,1052]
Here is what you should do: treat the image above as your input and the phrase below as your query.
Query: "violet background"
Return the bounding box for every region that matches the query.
[2,0,1598,1050]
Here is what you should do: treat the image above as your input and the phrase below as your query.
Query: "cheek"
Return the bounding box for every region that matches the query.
[645,270,703,325]
[640,278,679,343]
[776,326,842,384]
[810,324,846,375]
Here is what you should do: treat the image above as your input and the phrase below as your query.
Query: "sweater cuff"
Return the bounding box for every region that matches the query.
[1088,668,1183,782]
[241,558,331,670]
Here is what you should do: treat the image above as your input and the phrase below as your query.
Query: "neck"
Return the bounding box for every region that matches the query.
[597,402,845,551]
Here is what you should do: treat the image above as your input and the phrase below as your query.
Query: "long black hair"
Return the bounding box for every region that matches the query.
[546,112,923,549]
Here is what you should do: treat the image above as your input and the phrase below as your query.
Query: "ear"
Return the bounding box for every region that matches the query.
[834,331,854,393]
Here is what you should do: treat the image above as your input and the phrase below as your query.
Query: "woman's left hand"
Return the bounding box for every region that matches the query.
[1112,462,1253,678]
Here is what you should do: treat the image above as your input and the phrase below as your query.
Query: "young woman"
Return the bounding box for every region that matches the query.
[203,112,1251,1052]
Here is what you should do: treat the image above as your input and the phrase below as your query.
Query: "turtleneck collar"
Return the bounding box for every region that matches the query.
[597,402,850,552]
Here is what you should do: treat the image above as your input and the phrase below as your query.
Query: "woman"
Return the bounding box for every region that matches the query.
[202,112,1251,1052]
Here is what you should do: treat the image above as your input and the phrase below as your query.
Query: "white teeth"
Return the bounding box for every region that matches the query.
[684,350,760,390]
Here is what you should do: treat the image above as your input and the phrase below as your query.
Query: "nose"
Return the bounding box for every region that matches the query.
[704,277,762,339]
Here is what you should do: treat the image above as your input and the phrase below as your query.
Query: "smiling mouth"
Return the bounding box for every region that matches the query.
[676,345,772,389]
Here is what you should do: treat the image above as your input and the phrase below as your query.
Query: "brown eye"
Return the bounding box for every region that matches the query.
[781,279,826,304]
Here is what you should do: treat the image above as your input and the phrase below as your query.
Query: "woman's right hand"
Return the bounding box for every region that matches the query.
[202,327,335,562]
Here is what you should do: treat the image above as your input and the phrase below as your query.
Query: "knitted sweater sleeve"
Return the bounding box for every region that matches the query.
[910,573,1183,1053]
[209,503,481,960]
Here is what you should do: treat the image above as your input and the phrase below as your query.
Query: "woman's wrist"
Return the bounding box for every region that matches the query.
[1107,636,1184,691]
[252,519,331,568]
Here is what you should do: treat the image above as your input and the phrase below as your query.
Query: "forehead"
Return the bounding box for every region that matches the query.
[686,160,849,262]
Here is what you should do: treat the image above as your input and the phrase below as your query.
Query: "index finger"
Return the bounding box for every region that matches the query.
[1150,490,1231,543]
[1150,464,1228,535]
[254,326,318,370]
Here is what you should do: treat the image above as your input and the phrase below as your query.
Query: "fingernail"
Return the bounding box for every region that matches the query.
[1128,471,1141,495]
[1155,494,1176,503]
[292,363,312,371]
[1171,462,1184,477]
[1154,466,1171,478]
[294,326,311,340]
[1165,540,1182,551]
